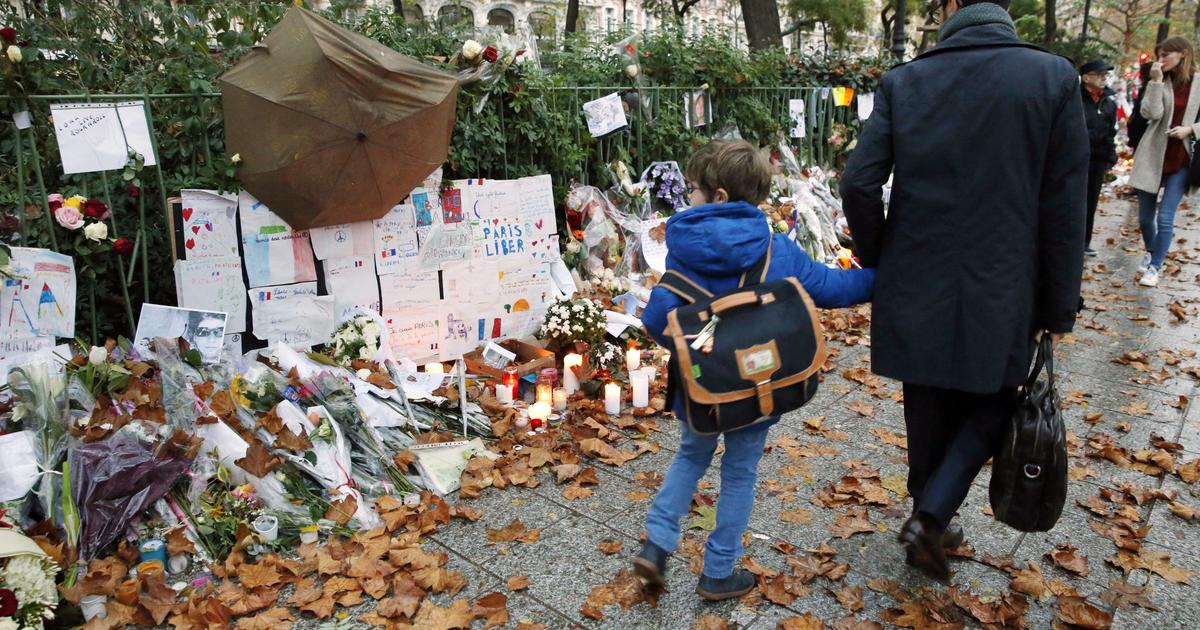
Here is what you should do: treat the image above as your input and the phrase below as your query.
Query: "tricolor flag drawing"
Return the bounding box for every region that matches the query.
[39,282,63,318]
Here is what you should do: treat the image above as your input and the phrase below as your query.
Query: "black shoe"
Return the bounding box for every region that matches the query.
[941,522,964,549]
[633,541,669,588]
[696,569,756,601]
[1085,248,1099,258]
[899,513,951,583]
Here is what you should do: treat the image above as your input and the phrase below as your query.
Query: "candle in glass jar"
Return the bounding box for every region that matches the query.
[604,382,621,415]
[424,362,445,375]
[552,387,568,412]
[625,347,640,373]
[503,366,520,400]
[495,382,513,405]
[563,354,583,394]
[631,369,650,408]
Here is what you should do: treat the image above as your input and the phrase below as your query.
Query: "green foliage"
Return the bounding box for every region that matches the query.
[0,1,887,340]
[1014,14,1120,65]
[786,0,869,47]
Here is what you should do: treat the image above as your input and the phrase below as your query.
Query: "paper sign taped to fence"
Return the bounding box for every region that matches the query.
[857,92,875,121]
[174,257,247,334]
[373,202,420,275]
[238,191,317,288]
[496,262,554,313]
[384,308,441,363]
[518,175,557,231]
[180,189,239,260]
[135,304,228,364]
[310,220,374,260]
[248,283,333,345]
[582,92,628,137]
[438,309,477,360]
[1,247,76,339]
[379,270,440,312]
[457,179,520,223]
[50,101,158,174]
[641,217,669,273]
[789,99,807,138]
[417,217,473,270]
[324,255,380,318]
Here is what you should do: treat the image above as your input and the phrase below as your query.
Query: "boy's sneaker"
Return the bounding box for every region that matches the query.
[1084,248,1098,258]
[696,570,756,601]
[1140,266,1160,288]
[633,541,669,588]
[1138,252,1152,272]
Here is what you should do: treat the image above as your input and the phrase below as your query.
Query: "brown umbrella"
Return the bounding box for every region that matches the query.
[220,6,458,230]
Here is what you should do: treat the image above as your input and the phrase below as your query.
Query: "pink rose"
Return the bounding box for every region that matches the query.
[53,204,84,230]
[47,193,64,212]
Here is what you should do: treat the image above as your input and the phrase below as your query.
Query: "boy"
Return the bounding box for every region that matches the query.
[636,140,875,600]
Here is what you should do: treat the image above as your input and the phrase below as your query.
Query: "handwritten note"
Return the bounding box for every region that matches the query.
[379,271,440,312]
[323,255,380,319]
[384,308,441,363]
[417,219,472,270]
[438,308,476,360]
[180,190,239,260]
[373,202,420,275]
[50,101,158,174]
[582,92,628,138]
[310,220,374,260]
[640,218,669,273]
[458,179,520,222]
[174,257,247,334]
[248,283,333,346]
[442,261,500,307]
[0,247,76,339]
[238,191,317,288]
[496,262,554,313]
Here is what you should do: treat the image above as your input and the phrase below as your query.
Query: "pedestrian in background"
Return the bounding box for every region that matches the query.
[1129,37,1200,288]
[1079,59,1118,257]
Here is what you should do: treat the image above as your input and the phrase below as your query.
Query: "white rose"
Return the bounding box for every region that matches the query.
[625,64,639,79]
[462,40,483,61]
[88,346,107,365]
[356,368,372,381]
[83,221,108,241]
[6,45,21,63]
[231,153,241,164]
[567,241,582,254]
[364,322,381,337]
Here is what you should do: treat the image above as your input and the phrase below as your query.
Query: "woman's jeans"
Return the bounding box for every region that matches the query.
[644,422,770,579]
[1137,167,1189,269]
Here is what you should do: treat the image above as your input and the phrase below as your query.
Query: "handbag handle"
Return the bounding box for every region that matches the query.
[1023,335,1055,392]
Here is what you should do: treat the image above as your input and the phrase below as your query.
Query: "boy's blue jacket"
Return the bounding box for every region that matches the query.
[641,201,876,429]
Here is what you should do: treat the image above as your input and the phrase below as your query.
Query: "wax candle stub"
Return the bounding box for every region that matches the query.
[631,369,649,408]
[563,354,583,394]
[552,388,568,412]
[604,382,621,415]
[626,348,640,373]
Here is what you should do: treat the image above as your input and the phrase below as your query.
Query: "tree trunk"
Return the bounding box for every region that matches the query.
[1157,0,1172,43]
[740,0,782,49]
[391,0,407,23]
[1044,0,1057,46]
[891,0,906,61]
[565,0,580,34]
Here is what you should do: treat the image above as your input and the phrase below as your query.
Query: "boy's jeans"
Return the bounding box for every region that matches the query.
[1137,167,1189,269]
[644,421,771,579]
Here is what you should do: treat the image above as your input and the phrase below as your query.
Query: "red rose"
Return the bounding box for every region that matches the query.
[0,28,15,44]
[0,588,16,616]
[482,46,498,63]
[113,237,134,256]
[127,183,140,198]
[82,198,111,220]
[47,199,61,212]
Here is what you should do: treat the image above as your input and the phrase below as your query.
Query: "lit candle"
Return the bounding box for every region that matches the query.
[563,354,583,394]
[424,362,445,375]
[495,382,513,405]
[502,366,520,400]
[552,387,568,412]
[604,382,621,415]
[631,369,649,408]
[536,383,553,405]
[529,401,551,429]
[626,347,641,373]
[514,413,529,429]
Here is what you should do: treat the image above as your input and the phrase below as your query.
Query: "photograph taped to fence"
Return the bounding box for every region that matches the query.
[134,304,228,364]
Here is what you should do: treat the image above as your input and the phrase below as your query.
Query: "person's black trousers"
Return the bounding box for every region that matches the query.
[1084,160,1109,249]
[902,383,1018,528]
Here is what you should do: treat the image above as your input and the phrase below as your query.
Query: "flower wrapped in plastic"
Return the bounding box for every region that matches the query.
[0,532,59,628]
[6,362,72,525]
[330,308,390,368]
[639,161,688,217]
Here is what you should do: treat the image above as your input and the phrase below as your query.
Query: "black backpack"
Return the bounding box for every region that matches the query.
[657,241,827,435]
[989,336,1068,532]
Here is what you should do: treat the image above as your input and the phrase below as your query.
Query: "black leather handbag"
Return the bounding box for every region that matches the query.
[989,336,1068,532]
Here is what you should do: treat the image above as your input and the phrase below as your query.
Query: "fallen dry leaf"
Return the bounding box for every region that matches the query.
[780,508,814,525]
[486,519,542,544]
[562,483,593,500]
[777,612,826,629]
[507,575,532,591]
[828,508,875,539]
[409,598,475,630]
[847,401,875,417]
[832,584,864,613]
[691,613,730,630]
[1055,596,1113,629]
[1045,543,1089,576]
[234,607,295,630]
[1098,579,1159,611]
[471,592,509,629]
[597,540,624,555]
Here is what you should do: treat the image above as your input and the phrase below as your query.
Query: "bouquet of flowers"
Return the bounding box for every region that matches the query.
[0,543,59,629]
[538,298,607,349]
[330,310,386,368]
[6,363,71,524]
[640,162,688,216]
[193,476,263,561]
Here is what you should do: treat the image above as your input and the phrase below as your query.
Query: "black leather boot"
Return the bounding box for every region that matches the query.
[633,541,669,588]
[695,569,756,601]
[899,513,951,583]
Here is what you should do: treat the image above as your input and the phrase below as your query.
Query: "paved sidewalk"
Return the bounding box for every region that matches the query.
[415,194,1200,629]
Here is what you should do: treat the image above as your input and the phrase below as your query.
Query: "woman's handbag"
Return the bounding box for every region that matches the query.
[1189,137,1200,187]
[989,336,1068,532]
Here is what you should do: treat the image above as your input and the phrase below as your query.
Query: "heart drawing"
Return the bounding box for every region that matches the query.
[191,225,201,234]
[182,207,194,221]
[185,238,196,250]
[535,219,544,230]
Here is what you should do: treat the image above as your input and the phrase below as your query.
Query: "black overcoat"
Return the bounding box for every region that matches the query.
[1082,84,1118,165]
[840,22,1088,394]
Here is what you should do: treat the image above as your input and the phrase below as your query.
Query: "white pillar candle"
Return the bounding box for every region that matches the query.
[495,382,513,405]
[552,388,568,412]
[529,401,551,423]
[424,362,445,374]
[625,348,641,373]
[631,369,649,408]
[604,382,621,415]
[563,354,583,394]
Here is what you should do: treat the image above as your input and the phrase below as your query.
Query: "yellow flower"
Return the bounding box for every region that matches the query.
[64,195,86,209]
[230,374,251,408]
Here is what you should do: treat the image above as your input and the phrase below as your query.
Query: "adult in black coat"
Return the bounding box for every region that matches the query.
[839,0,1087,582]
[1079,60,1119,256]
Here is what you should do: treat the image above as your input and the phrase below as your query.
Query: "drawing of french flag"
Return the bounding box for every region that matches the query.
[380,248,397,258]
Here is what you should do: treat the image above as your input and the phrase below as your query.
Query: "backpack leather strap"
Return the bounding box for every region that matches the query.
[739,240,773,288]
[658,270,713,304]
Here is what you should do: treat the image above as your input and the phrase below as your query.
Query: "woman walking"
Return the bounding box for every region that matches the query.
[1130,37,1200,288]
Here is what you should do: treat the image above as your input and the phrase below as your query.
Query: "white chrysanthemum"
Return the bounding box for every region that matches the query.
[4,555,58,617]
[0,617,18,629]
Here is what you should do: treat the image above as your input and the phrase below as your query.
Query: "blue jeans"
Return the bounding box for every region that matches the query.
[644,422,770,579]
[1137,168,1189,269]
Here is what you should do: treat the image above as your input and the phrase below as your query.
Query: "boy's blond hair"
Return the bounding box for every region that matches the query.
[685,140,773,206]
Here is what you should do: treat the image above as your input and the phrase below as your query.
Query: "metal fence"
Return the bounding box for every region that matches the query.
[1,85,857,339]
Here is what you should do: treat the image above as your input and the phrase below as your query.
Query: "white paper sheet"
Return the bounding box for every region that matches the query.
[0,432,40,502]
[251,293,336,347]
[180,189,239,260]
[238,191,317,288]
[416,217,473,270]
[384,308,442,363]
[789,98,807,138]
[640,217,669,273]
[438,308,476,360]
[1,247,76,339]
[50,101,158,174]
[135,304,228,364]
[174,257,247,334]
[549,259,578,299]
[310,220,374,260]
[0,338,59,387]
[373,202,420,275]
[857,92,876,121]
[518,174,557,235]
[457,179,521,222]
[582,92,628,137]
[442,261,500,308]
[496,262,554,313]
[379,270,441,312]
[324,255,380,318]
